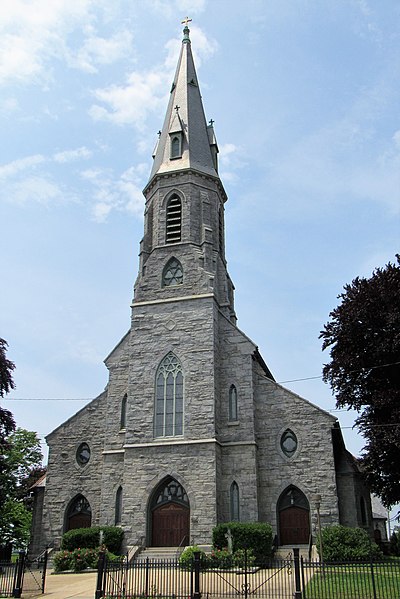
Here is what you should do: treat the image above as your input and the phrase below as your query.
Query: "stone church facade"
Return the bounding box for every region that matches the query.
[30,25,373,556]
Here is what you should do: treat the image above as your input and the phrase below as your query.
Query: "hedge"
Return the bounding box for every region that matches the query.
[212,522,273,562]
[61,526,123,554]
[318,525,383,561]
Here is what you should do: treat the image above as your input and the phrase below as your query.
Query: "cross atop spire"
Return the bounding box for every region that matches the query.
[181,16,192,26]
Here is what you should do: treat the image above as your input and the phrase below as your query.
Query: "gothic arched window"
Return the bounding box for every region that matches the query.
[166,196,182,243]
[162,257,183,287]
[115,486,123,525]
[229,385,238,421]
[155,353,184,438]
[120,394,127,429]
[170,135,182,158]
[230,481,240,521]
[66,494,92,531]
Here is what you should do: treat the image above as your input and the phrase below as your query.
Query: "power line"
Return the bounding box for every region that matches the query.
[4,360,399,401]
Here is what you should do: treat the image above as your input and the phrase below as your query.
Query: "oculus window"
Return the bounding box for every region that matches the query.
[280,429,298,458]
[162,257,183,287]
[166,196,182,243]
[155,352,184,437]
[76,443,90,466]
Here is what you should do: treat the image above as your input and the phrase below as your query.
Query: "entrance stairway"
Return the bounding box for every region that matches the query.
[135,547,181,562]
[274,545,317,560]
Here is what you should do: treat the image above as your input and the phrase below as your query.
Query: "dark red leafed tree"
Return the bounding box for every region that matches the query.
[320,255,400,507]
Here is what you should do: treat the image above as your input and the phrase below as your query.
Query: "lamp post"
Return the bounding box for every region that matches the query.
[315,494,323,564]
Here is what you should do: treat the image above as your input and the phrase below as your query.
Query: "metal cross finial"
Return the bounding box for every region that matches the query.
[209,119,215,127]
[181,16,192,26]
[174,105,180,113]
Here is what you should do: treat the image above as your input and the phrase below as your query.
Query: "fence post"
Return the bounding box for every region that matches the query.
[193,551,201,599]
[293,548,302,599]
[95,550,106,599]
[13,551,25,598]
[41,548,49,594]
[369,554,377,599]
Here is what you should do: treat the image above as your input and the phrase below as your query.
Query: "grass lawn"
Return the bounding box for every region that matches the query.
[304,563,400,598]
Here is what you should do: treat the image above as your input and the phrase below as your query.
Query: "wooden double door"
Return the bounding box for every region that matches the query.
[152,502,190,547]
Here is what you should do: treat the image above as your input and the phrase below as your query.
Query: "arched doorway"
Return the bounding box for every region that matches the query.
[150,478,190,547]
[278,486,310,545]
[65,494,92,531]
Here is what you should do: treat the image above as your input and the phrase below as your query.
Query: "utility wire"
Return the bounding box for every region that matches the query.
[4,360,399,401]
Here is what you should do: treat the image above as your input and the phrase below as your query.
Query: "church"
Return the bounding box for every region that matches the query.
[30,23,373,556]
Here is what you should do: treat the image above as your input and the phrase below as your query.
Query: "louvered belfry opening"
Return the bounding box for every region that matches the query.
[166,196,182,243]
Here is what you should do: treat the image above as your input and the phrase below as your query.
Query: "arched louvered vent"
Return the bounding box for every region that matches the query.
[166,196,182,243]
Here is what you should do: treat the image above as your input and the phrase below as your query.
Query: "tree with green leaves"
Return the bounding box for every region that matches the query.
[0,428,44,549]
[0,339,44,549]
[320,255,400,507]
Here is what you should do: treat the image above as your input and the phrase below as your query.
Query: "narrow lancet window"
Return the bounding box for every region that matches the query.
[230,481,240,521]
[162,257,183,287]
[115,486,123,525]
[229,385,238,421]
[155,353,184,438]
[120,394,127,429]
[166,196,182,243]
[171,135,182,158]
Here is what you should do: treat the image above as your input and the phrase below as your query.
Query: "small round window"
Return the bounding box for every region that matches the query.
[280,429,298,458]
[76,443,91,466]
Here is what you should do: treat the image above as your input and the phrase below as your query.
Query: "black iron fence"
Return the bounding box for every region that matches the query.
[95,549,400,599]
[95,550,298,599]
[0,550,48,598]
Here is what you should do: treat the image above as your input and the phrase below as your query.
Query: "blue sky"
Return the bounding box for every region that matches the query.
[1,1,399,513]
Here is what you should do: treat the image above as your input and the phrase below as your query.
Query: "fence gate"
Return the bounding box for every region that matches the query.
[0,550,48,598]
[96,549,302,599]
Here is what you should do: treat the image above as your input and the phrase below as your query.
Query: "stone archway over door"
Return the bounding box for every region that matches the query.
[278,486,310,545]
[150,478,190,547]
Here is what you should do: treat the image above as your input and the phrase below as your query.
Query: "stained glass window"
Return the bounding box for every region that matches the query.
[155,353,184,437]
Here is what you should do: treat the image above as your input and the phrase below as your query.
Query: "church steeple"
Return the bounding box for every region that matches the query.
[136,22,235,324]
[148,23,219,183]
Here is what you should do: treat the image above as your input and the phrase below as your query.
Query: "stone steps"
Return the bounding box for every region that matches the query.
[135,547,181,562]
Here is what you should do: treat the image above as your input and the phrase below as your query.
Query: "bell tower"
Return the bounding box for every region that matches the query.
[133,23,236,324]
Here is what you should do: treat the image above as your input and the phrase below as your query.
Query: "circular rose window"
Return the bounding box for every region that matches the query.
[76,442,91,466]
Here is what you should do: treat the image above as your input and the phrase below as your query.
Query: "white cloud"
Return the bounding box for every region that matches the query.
[68,29,134,73]
[89,70,168,129]
[53,147,92,163]
[81,163,147,222]
[0,154,45,179]
[0,0,95,86]
[4,176,64,205]
[89,26,217,128]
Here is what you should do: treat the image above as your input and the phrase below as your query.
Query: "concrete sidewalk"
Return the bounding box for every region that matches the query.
[27,571,97,599]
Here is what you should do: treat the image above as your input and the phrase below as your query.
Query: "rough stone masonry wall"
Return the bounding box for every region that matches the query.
[41,393,108,550]
[253,375,340,537]
[119,442,218,547]
[127,296,217,445]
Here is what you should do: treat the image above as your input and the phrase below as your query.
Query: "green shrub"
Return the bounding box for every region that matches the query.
[212,522,273,563]
[179,545,207,569]
[208,547,232,569]
[232,548,255,568]
[53,550,73,572]
[390,530,400,556]
[61,526,123,554]
[53,547,121,572]
[318,525,383,561]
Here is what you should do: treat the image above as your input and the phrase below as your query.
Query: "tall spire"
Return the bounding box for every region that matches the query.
[148,22,219,183]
